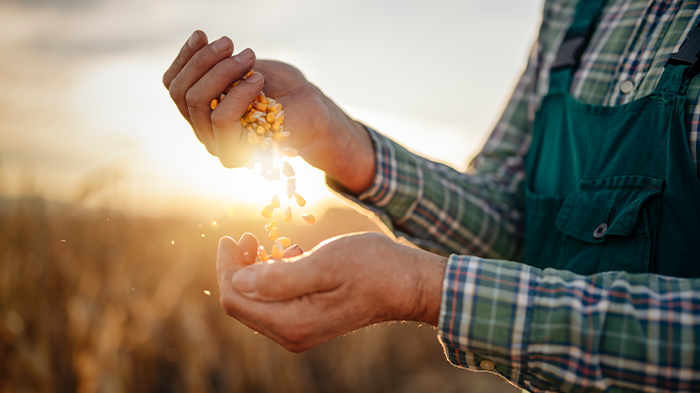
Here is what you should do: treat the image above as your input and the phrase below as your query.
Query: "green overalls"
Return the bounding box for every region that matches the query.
[523,0,700,278]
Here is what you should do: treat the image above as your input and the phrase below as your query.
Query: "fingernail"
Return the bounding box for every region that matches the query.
[187,31,199,48]
[232,268,256,293]
[236,48,254,62]
[245,72,262,83]
[213,36,231,52]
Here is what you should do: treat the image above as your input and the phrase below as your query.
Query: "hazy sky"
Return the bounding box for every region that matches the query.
[0,0,542,217]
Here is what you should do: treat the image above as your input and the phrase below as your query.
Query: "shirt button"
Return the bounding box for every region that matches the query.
[593,223,608,239]
[620,80,635,94]
[479,359,495,371]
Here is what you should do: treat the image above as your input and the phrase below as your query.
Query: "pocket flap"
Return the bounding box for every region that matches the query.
[555,176,663,243]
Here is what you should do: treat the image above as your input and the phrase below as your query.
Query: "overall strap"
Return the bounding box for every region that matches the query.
[657,20,700,95]
[549,0,608,91]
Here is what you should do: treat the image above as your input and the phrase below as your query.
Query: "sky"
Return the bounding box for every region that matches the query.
[0,0,543,218]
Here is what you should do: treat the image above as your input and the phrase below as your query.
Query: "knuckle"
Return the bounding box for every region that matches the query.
[189,53,208,71]
[210,109,228,129]
[185,89,201,110]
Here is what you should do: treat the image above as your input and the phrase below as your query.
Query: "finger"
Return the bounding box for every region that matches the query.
[212,71,264,167]
[283,245,303,258]
[217,236,244,296]
[238,232,259,266]
[168,36,234,138]
[230,254,338,301]
[189,49,257,156]
[163,30,208,90]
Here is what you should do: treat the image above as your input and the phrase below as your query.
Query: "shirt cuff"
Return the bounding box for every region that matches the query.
[438,254,537,387]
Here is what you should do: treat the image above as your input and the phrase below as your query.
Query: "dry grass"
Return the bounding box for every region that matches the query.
[0,192,514,393]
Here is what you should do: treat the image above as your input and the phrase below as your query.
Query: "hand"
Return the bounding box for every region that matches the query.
[163,31,375,194]
[216,232,447,352]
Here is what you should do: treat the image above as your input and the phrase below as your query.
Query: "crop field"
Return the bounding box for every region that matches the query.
[0,193,513,392]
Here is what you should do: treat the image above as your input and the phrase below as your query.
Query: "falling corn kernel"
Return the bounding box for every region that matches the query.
[265,219,277,231]
[294,193,306,207]
[282,161,295,177]
[280,147,298,157]
[270,194,280,208]
[274,131,290,142]
[271,241,284,258]
[286,179,296,199]
[261,137,272,150]
[268,227,279,240]
[258,245,269,261]
[301,213,315,224]
[261,205,274,219]
[283,206,293,223]
[278,237,291,248]
[210,98,219,110]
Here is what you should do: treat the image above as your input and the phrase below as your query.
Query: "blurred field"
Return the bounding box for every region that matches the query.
[0,188,516,393]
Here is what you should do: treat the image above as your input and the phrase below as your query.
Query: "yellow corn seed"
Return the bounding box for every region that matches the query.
[243,70,254,79]
[258,93,267,104]
[261,137,272,150]
[301,213,316,224]
[272,119,282,131]
[281,147,298,157]
[271,241,284,259]
[247,103,253,112]
[281,161,295,177]
[210,98,219,110]
[271,194,280,208]
[267,104,278,114]
[255,125,265,135]
[258,117,271,130]
[266,111,276,123]
[231,80,240,87]
[247,130,259,144]
[255,102,268,111]
[240,118,248,126]
[250,111,264,121]
[265,219,277,231]
[274,131,290,142]
[258,245,269,261]
[261,205,274,219]
[268,227,279,240]
[294,193,306,207]
[286,178,296,199]
[278,237,291,248]
[275,111,284,123]
[283,206,292,222]
[267,97,276,106]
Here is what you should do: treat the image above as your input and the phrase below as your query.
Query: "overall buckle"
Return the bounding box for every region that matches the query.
[666,21,700,78]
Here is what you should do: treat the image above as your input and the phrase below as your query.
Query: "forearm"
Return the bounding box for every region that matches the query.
[440,255,700,392]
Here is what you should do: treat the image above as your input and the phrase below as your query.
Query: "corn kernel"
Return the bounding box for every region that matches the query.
[294,193,306,207]
[267,97,277,106]
[271,241,284,259]
[248,130,259,144]
[258,118,271,131]
[272,120,282,131]
[255,102,268,111]
[274,131,290,142]
[266,112,276,123]
[243,70,254,79]
[278,237,291,248]
[282,161,295,177]
[258,245,269,261]
[271,194,280,208]
[261,137,272,150]
[258,93,267,104]
[210,98,219,110]
[301,213,315,224]
[261,205,274,219]
[267,104,278,114]
[240,118,248,126]
[275,111,284,123]
[283,206,292,222]
[250,111,264,121]
[231,80,240,87]
[265,219,277,231]
[286,178,296,199]
[281,147,298,157]
[268,227,279,240]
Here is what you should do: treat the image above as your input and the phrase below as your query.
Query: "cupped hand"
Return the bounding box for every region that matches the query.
[163,30,375,194]
[216,232,447,352]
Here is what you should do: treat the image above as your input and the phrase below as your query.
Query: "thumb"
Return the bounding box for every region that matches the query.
[217,236,244,295]
[231,254,337,301]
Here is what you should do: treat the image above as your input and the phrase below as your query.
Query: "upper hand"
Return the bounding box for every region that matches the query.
[216,232,447,352]
[162,30,376,194]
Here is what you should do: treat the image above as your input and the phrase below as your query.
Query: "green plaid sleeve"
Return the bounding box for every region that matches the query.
[440,255,700,392]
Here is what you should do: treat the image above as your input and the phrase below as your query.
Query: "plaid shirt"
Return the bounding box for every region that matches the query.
[330,0,700,391]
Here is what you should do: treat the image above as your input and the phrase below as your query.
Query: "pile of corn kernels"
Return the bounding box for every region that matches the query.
[212,70,315,262]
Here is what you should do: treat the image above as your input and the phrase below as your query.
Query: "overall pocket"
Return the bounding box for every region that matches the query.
[554,175,663,275]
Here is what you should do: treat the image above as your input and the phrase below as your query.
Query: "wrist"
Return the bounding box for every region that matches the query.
[318,96,376,195]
